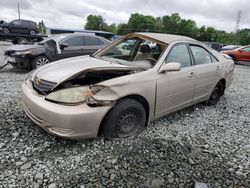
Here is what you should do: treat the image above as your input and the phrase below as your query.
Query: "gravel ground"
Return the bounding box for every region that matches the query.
[0,43,249,187]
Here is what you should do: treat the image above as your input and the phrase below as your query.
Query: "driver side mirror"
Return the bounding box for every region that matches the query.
[60,43,68,50]
[159,62,181,73]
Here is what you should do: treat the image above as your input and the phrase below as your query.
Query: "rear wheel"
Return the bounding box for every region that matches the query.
[3,27,9,34]
[29,30,36,35]
[207,82,224,105]
[103,98,146,139]
[31,56,50,70]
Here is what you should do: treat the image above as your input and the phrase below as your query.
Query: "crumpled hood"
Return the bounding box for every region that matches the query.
[34,56,131,83]
[5,44,43,52]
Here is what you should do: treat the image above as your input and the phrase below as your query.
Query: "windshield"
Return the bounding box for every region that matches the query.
[95,36,167,69]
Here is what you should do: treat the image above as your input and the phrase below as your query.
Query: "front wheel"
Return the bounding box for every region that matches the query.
[103,98,146,139]
[31,56,50,70]
[207,82,224,105]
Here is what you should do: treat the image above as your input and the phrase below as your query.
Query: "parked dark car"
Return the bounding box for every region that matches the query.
[204,42,223,51]
[0,19,39,35]
[4,33,111,70]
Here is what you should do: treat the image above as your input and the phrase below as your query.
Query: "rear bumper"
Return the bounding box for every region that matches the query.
[22,81,112,139]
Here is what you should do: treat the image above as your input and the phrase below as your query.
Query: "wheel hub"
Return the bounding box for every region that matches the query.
[116,112,139,136]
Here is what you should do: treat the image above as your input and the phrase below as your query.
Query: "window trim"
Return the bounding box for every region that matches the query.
[164,42,193,68]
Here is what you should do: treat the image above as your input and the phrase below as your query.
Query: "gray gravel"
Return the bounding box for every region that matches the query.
[0,43,249,187]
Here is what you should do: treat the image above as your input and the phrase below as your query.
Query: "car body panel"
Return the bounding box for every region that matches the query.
[22,32,234,139]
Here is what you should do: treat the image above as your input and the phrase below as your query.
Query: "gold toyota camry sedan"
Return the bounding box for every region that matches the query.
[22,33,234,139]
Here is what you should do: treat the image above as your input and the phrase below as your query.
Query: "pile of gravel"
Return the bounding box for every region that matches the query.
[0,64,249,187]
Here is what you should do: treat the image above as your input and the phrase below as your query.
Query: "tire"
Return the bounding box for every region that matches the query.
[31,56,50,70]
[30,30,36,35]
[3,27,9,34]
[103,98,146,139]
[207,82,224,105]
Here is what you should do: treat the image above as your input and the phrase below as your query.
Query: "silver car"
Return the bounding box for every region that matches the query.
[22,33,234,139]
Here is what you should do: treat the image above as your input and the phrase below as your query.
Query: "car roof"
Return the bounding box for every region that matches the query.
[125,32,197,44]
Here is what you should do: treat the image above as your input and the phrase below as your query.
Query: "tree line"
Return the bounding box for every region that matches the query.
[85,13,250,45]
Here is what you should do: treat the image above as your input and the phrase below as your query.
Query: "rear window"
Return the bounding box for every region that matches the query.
[190,45,212,65]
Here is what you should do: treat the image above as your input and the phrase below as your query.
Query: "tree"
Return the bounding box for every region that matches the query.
[85,15,107,31]
[127,13,157,33]
[106,23,117,33]
[84,13,250,45]
[38,20,46,34]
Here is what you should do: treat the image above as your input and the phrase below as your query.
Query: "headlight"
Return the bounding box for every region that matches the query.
[13,50,32,56]
[45,85,106,105]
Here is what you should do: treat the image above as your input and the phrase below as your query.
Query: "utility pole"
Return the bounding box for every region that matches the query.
[235,10,242,32]
[18,2,20,19]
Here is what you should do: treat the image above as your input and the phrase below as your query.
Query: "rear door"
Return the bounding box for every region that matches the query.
[188,44,222,102]
[155,43,196,117]
[56,36,85,60]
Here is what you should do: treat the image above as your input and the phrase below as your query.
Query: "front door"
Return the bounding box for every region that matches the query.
[56,36,85,60]
[155,43,195,117]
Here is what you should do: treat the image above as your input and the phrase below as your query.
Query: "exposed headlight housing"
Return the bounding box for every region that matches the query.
[45,85,108,105]
[13,50,32,56]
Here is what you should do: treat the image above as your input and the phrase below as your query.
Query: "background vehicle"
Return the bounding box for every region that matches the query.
[0,19,39,35]
[220,45,241,52]
[4,33,110,70]
[204,42,223,51]
[222,45,250,62]
[22,32,234,140]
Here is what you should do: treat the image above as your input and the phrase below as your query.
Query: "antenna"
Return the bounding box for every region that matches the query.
[235,10,242,32]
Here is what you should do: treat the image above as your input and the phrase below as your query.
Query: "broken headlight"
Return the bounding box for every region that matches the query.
[45,85,108,105]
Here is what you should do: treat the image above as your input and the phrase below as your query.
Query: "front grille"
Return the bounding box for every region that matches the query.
[33,76,57,94]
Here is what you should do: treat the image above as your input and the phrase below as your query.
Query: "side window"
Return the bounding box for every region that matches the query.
[165,44,191,68]
[85,37,104,46]
[190,45,212,65]
[63,36,84,46]
[12,20,22,25]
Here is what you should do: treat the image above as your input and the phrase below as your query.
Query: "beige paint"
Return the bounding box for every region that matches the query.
[22,33,234,139]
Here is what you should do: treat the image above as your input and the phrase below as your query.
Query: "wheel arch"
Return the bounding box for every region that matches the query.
[97,94,150,136]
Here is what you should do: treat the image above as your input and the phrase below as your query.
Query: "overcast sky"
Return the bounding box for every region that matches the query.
[0,0,249,32]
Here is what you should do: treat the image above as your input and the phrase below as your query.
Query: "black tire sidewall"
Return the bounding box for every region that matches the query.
[103,99,146,139]
[208,82,224,105]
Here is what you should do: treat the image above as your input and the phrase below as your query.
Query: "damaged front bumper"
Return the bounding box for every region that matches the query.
[22,81,112,139]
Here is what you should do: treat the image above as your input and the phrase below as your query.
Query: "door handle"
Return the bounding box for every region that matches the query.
[216,66,220,71]
[189,72,194,77]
